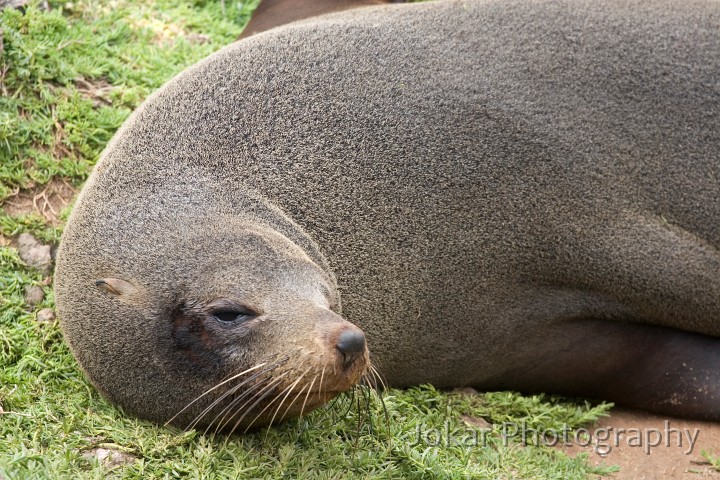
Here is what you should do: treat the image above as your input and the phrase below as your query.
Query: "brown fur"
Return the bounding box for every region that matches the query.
[55,0,720,428]
[238,0,401,39]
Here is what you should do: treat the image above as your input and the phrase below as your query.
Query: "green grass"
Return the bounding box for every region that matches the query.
[0,0,257,201]
[701,450,720,472]
[0,1,617,478]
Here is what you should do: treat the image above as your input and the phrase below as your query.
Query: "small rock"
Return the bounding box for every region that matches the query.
[36,308,56,323]
[0,0,30,10]
[24,285,45,305]
[82,448,137,468]
[0,0,47,9]
[17,233,53,273]
[185,33,210,44]
[460,414,492,429]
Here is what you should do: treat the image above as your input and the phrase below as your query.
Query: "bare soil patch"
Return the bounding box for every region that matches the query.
[2,177,78,225]
[74,77,115,107]
[561,408,720,479]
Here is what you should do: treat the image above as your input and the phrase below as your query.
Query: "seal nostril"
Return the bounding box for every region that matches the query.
[336,329,366,356]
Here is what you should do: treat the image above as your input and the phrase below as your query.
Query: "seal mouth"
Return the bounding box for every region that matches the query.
[213,389,346,433]
[277,388,351,412]
[164,339,374,433]
[303,389,344,404]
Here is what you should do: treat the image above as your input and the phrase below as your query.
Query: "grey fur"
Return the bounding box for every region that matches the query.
[55,0,720,424]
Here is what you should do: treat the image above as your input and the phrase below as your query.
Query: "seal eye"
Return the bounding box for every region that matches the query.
[212,308,255,324]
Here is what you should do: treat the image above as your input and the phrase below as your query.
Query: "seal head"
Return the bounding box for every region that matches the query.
[58,212,368,431]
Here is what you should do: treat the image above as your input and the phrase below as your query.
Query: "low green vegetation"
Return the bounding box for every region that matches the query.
[0,0,256,201]
[0,1,616,478]
[701,450,720,472]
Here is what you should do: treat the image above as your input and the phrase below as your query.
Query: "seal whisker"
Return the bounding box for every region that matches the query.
[352,388,363,453]
[193,366,276,433]
[343,387,357,421]
[191,361,283,433]
[281,381,310,424]
[368,363,387,391]
[358,370,375,390]
[318,365,326,399]
[243,370,307,434]
[361,370,390,440]
[297,374,318,420]
[316,387,352,425]
[360,383,375,435]
[224,371,292,437]
[223,376,288,439]
[202,357,291,434]
[184,359,289,432]
[261,368,312,441]
[217,375,286,447]
[317,395,341,424]
[311,366,341,424]
[164,362,268,427]
[215,357,282,383]
[210,374,278,436]
[265,367,311,432]
[365,365,378,389]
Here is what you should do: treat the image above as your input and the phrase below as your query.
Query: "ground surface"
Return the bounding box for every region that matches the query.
[563,409,720,479]
[0,1,718,478]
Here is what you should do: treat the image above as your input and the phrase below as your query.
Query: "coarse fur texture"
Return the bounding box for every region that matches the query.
[55,0,720,429]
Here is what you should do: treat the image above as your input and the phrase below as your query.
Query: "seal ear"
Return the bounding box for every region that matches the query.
[95,278,137,296]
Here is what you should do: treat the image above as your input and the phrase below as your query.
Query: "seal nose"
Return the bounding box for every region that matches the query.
[336,329,366,368]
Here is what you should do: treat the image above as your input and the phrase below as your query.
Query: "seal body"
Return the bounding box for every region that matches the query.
[55,0,720,427]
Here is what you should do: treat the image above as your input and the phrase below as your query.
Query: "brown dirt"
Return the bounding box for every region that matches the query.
[1,177,78,225]
[561,408,720,479]
[74,77,115,108]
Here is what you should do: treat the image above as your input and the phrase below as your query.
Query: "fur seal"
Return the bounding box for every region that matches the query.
[55,0,720,431]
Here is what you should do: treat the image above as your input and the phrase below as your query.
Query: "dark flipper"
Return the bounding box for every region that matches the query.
[238,0,404,40]
[505,319,720,420]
